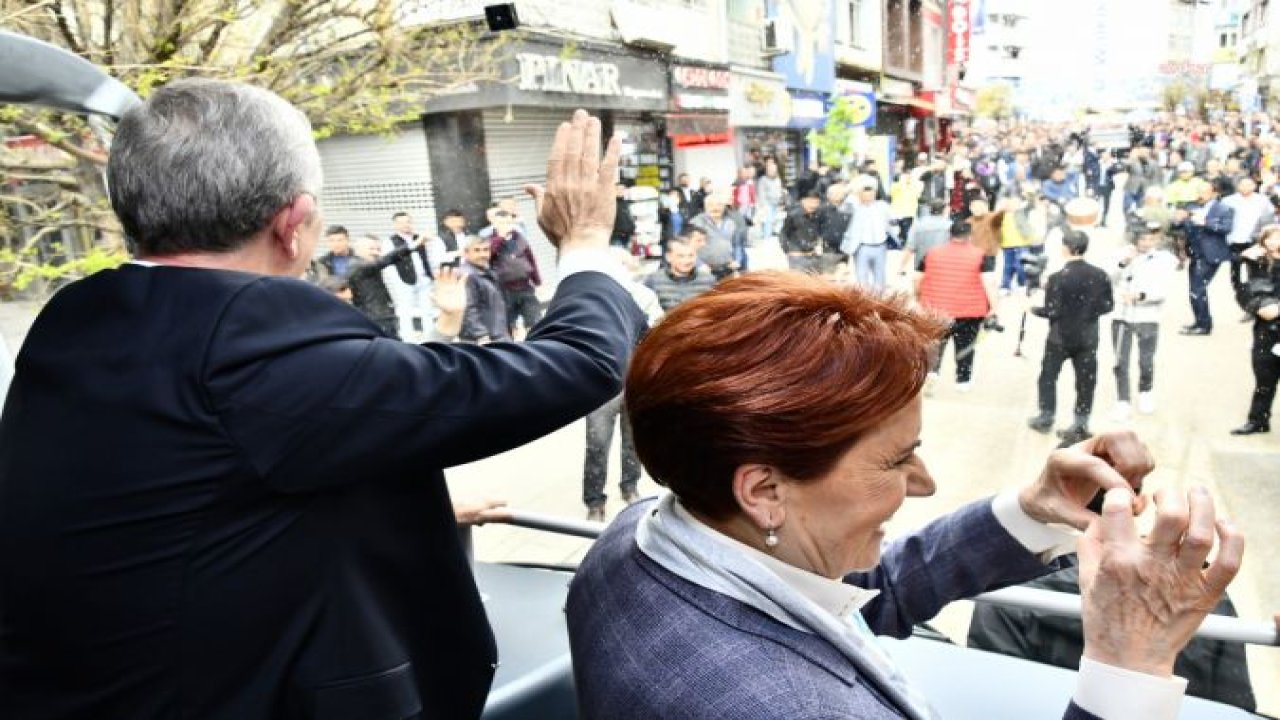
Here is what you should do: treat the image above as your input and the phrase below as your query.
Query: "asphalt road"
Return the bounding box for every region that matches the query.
[0,223,1275,711]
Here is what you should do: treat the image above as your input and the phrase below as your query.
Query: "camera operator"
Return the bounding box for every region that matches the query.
[915,220,999,393]
[1109,222,1179,420]
[1028,230,1115,445]
[1229,227,1280,435]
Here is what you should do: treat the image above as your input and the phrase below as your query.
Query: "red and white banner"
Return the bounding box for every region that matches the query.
[948,0,972,68]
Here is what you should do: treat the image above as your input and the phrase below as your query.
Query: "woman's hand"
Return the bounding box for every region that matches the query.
[1018,431,1154,531]
[1257,303,1279,321]
[452,498,510,526]
[1078,487,1244,677]
[523,109,621,254]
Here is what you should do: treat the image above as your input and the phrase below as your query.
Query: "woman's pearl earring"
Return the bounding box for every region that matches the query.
[764,526,779,549]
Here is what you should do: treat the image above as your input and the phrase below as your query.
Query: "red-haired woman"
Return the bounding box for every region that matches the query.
[566,271,1244,720]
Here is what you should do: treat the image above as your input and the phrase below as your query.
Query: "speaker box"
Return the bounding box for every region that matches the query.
[484,4,520,32]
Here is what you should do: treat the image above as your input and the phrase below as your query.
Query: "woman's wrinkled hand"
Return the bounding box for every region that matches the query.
[523,109,621,253]
[1078,486,1244,677]
[1019,431,1153,531]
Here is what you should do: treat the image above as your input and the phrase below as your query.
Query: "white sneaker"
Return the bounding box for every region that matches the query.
[1137,392,1156,415]
[955,381,973,394]
[1111,402,1132,422]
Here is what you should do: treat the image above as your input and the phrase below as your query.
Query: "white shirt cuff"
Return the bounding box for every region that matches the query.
[990,491,1078,560]
[1073,657,1187,720]
[557,247,633,290]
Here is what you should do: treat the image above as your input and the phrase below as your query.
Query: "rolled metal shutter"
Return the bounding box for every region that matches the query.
[316,125,435,242]
[483,108,564,286]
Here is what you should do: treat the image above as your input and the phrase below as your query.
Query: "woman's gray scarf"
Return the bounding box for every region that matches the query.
[636,492,937,720]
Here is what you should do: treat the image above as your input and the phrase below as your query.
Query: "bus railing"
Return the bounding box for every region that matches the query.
[463,508,1280,648]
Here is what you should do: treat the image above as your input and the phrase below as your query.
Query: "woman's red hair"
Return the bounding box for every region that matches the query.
[626,271,947,520]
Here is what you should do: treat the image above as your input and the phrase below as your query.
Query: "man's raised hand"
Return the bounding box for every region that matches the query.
[524,109,622,253]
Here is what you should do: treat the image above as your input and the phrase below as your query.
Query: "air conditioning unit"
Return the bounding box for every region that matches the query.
[762,17,793,56]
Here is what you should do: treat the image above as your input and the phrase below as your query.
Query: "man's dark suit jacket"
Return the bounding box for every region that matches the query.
[1181,199,1235,266]
[1033,260,1115,347]
[0,264,644,719]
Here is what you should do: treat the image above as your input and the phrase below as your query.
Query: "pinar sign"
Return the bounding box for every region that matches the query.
[948,0,972,68]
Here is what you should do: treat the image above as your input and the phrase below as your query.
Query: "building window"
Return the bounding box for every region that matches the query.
[846,0,865,48]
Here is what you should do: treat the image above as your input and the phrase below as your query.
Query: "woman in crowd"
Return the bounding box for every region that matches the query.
[567,271,1243,720]
[1231,226,1280,435]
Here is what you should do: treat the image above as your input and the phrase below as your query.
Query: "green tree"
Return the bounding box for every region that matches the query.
[975,84,1014,119]
[807,96,859,172]
[0,0,513,298]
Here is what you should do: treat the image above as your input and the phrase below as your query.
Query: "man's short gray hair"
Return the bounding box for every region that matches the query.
[108,79,323,256]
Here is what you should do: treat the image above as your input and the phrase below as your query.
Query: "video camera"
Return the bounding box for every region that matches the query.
[1019,252,1050,285]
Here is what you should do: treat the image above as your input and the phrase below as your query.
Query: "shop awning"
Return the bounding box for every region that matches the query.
[879,96,935,112]
[665,113,730,135]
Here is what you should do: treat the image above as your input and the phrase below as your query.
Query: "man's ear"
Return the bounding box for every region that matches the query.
[730,464,787,531]
[270,194,316,259]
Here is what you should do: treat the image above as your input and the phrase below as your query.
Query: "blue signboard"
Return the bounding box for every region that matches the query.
[845,90,876,128]
[971,0,987,35]
[766,0,836,93]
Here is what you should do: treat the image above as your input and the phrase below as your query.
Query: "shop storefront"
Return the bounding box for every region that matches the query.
[876,77,935,156]
[668,62,735,190]
[729,68,803,187]
[769,10,834,191]
[417,35,670,274]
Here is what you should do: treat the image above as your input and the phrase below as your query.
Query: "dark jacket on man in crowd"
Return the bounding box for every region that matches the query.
[643,266,717,312]
[779,206,824,254]
[316,251,355,279]
[459,263,510,343]
[1179,199,1235,265]
[349,244,415,324]
[1033,259,1115,346]
[489,230,541,291]
[612,197,636,247]
[388,233,432,285]
[817,203,851,253]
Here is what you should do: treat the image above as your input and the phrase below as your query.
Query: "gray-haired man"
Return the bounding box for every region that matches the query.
[0,80,645,720]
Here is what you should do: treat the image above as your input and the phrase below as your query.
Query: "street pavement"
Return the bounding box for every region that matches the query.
[0,226,1276,711]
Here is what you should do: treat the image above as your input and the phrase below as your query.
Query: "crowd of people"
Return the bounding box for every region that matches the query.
[0,73,1269,720]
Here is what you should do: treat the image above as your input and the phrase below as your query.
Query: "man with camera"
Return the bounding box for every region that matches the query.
[1028,230,1115,444]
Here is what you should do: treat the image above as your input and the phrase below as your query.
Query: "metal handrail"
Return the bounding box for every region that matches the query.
[473,509,1280,648]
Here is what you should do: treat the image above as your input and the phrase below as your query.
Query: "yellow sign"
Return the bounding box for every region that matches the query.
[846,92,875,127]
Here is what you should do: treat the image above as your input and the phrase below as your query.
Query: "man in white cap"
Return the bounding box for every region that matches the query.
[840,176,894,290]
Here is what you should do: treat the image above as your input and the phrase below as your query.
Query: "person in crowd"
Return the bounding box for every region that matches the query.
[479,196,531,239]
[488,208,543,337]
[348,233,425,339]
[1223,176,1272,296]
[755,159,786,241]
[1028,230,1115,445]
[779,190,824,273]
[658,189,684,253]
[675,172,698,219]
[915,220,997,393]
[817,182,851,273]
[889,170,923,243]
[457,235,509,345]
[841,177,894,290]
[967,198,1004,258]
[611,182,637,249]
[383,210,435,342]
[692,177,714,217]
[1126,186,1175,243]
[1230,227,1280,435]
[644,233,717,313]
[1124,145,1161,214]
[1176,177,1235,336]
[314,225,355,279]
[1098,151,1122,226]
[0,83,647,720]
[950,166,985,219]
[898,199,952,283]
[1165,161,1205,209]
[683,225,729,280]
[431,208,469,274]
[998,195,1037,295]
[583,250,665,523]
[919,156,950,213]
[731,164,758,225]
[967,492,1258,713]
[690,193,749,279]
[861,159,889,201]
[567,270,1243,720]
[1108,222,1179,421]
